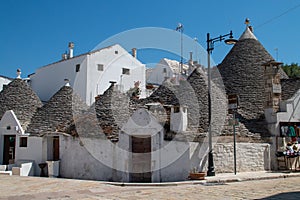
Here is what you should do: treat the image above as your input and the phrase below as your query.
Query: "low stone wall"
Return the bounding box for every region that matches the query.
[213,143,271,173]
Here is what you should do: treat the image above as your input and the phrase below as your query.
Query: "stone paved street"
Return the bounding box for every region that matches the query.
[0,174,300,200]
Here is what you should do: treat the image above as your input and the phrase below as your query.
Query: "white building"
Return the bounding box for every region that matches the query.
[0,75,12,92]
[29,43,145,105]
[147,55,197,86]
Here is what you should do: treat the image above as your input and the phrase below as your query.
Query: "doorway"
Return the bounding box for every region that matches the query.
[53,136,59,161]
[3,135,16,165]
[130,136,151,182]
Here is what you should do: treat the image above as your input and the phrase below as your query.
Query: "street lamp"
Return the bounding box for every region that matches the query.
[207,30,237,176]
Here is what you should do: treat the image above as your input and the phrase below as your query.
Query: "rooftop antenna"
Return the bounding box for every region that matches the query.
[275,48,279,61]
[176,23,184,74]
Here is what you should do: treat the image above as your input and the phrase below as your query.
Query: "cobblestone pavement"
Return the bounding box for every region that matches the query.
[0,175,300,200]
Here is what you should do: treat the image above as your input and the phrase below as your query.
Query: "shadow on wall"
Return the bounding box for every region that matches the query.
[189,142,208,172]
[235,112,270,138]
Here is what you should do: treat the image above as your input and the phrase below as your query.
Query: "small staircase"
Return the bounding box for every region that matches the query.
[0,165,12,175]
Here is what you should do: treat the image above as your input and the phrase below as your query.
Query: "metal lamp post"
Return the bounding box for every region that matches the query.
[206,30,237,176]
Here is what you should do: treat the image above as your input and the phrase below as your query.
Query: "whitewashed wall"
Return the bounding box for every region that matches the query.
[147,60,173,85]
[59,135,193,182]
[170,107,188,132]
[86,45,145,105]
[0,110,23,165]
[159,140,191,182]
[29,44,145,105]
[265,90,300,169]
[0,76,11,92]
[15,136,43,176]
[30,56,87,103]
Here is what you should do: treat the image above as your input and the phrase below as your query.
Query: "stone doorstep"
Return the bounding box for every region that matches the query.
[0,171,12,176]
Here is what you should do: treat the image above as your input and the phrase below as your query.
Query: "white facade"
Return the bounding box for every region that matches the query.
[265,90,300,136]
[57,108,196,182]
[0,110,37,176]
[0,110,23,165]
[170,106,188,132]
[0,76,12,92]
[29,44,146,105]
[265,89,300,170]
[147,58,189,85]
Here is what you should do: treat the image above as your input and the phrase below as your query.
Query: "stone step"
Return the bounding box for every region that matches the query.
[0,171,12,176]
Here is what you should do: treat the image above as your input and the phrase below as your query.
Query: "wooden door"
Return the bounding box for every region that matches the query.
[53,136,59,161]
[131,136,151,182]
[3,135,15,164]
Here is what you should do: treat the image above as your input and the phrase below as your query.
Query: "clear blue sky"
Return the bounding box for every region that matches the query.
[1,0,300,78]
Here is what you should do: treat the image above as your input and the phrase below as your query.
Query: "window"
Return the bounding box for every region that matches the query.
[173,106,180,113]
[19,137,27,147]
[6,125,11,130]
[163,68,167,73]
[75,64,80,72]
[115,50,118,54]
[122,68,130,75]
[97,64,104,71]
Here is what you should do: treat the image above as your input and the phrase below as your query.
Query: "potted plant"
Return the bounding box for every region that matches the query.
[188,167,206,180]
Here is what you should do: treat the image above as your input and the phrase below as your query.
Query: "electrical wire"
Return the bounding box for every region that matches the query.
[256,3,300,29]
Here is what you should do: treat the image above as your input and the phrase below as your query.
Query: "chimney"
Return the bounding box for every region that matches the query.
[68,42,74,58]
[132,48,137,58]
[189,52,193,63]
[16,69,21,79]
[64,78,70,87]
[62,52,68,60]
[109,81,117,86]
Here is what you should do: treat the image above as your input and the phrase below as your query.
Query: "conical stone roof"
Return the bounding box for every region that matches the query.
[0,78,42,129]
[218,26,274,120]
[94,83,133,140]
[27,85,87,136]
[147,66,227,135]
[281,78,300,101]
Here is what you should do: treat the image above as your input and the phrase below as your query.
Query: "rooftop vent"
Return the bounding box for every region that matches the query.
[132,48,137,58]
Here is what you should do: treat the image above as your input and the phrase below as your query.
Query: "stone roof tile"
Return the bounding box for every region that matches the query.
[281,78,300,101]
[218,27,274,120]
[0,79,42,129]
[27,85,87,136]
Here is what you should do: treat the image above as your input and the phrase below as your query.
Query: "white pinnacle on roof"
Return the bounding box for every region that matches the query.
[239,26,257,41]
